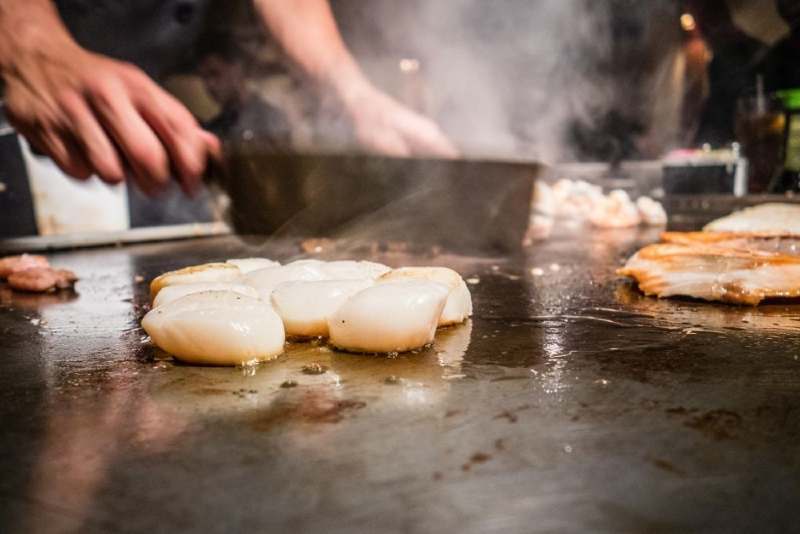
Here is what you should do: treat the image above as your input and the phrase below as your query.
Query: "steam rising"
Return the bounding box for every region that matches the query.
[335,0,618,163]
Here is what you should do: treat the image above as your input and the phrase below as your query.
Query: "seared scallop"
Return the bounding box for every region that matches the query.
[588,190,641,229]
[636,196,667,226]
[152,282,260,308]
[328,281,449,353]
[150,263,241,299]
[319,260,391,280]
[226,257,280,274]
[378,267,472,325]
[271,279,374,337]
[243,261,328,299]
[142,290,285,366]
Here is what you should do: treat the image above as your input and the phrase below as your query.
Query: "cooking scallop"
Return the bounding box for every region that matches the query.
[152,281,260,308]
[319,260,391,280]
[150,263,241,299]
[328,281,449,353]
[271,279,374,338]
[226,257,280,274]
[142,290,285,366]
[378,267,472,325]
[243,261,329,299]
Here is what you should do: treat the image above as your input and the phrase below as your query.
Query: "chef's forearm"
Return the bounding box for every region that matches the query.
[253,0,368,100]
[0,0,79,72]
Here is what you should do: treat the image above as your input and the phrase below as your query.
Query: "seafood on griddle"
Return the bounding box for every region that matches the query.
[620,204,800,305]
[150,262,240,299]
[271,278,374,338]
[142,290,286,366]
[588,190,642,229]
[378,266,473,326]
[142,258,473,365]
[531,179,667,235]
[225,257,280,273]
[619,240,800,305]
[152,281,260,308]
[703,203,800,234]
[328,281,449,354]
[661,231,800,256]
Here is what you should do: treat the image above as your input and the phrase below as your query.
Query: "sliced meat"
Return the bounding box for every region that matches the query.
[54,269,78,289]
[0,254,49,279]
[8,267,60,293]
[7,267,78,293]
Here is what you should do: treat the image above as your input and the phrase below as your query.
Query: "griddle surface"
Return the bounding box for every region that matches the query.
[1,228,799,533]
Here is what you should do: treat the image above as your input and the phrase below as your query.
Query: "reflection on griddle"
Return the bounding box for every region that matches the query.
[615,283,800,333]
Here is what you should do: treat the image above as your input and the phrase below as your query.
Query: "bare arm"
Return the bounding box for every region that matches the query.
[253,0,457,157]
[0,0,219,195]
[253,0,362,93]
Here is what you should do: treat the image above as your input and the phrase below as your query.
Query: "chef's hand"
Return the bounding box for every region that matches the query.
[1,27,219,196]
[338,81,458,158]
[254,0,458,158]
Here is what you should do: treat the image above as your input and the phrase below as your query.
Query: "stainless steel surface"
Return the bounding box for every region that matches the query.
[1,216,800,532]
[0,222,230,254]
[214,151,538,254]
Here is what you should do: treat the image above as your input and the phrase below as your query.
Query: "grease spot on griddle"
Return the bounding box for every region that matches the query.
[301,363,327,375]
[250,393,366,430]
[685,409,742,440]
[650,458,685,476]
[493,404,531,423]
[462,451,491,471]
[191,387,229,396]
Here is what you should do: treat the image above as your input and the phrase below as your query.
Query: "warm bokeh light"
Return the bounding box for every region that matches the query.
[680,13,696,32]
[399,58,420,73]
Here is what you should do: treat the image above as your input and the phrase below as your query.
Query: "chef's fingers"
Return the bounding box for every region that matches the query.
[32,128,93,181]
[360,129,411,158]
[396,114,459,158]
[55,132,96,180]
[89,86,171,194]
[59,90,125,184]
[135,87,208,195]
[404,126,459,159]
[201,130,222,163]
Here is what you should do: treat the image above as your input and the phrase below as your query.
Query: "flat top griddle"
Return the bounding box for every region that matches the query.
[1,211,800,532]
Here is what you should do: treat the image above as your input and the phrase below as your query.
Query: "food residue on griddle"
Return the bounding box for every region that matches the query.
[301,363,328,375]
[493,404,531,423]
[462,452,491,471]
[280,380,298,388]
[684,409,742,441]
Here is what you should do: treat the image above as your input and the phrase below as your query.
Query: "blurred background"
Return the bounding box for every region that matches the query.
[2,0,800,241]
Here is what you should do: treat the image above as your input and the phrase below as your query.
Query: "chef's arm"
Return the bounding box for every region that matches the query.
[253,0,457,157]
[0,0,219,195]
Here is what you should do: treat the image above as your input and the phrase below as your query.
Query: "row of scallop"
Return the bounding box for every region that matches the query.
[142,258,472,366]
